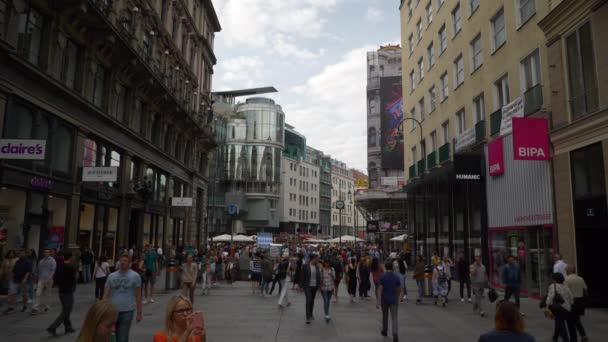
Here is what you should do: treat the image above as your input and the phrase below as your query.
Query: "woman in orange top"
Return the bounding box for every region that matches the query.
[154,295,206,342]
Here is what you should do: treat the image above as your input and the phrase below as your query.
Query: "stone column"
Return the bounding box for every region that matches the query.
[66,129,87,252]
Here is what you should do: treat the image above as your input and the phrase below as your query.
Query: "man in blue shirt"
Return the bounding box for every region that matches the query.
[104,254,142,342]
[502,255,522,309]
[377,261,403,342]
[142,244,159,304]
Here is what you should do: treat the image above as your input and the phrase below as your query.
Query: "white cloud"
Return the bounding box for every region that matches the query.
[365,7,384,22]
[214,0,337,48]
[284,46,374,170]
[270,34,321,60]
[216,56,265,89]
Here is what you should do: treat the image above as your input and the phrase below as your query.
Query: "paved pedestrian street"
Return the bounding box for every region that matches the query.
[1,277,607,341]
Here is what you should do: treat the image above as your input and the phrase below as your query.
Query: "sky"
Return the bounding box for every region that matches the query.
[210,0,401,172]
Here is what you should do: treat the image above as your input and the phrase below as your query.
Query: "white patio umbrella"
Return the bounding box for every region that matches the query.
[305,238,329,243]
[390,234,409,241]
[327,235,360,243]
[232,234,255,242]
[211,234,232,242]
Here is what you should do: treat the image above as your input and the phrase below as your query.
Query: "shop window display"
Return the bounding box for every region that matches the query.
[0,189,26,255]
[78,203,95,252]
[104,208,118,262]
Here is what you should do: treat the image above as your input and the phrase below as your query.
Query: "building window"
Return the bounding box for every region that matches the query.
[410,107,416,130]
[61,38,79,90]
[451,3,461,36]
[454,54,464,87]
[407,0,413,19]
[368,127,376,146]
[437,0,444,8]
[172,16,179,38]
[426,2,433,26]
[419,97,425,120]
[143,31,152,60]
[418,58,424,80]
[427,42,435,68]
[17,6,44,66]
[456,109,466,134]
[491,8,506,52]
[113,83,127,123]
[160,0,168,22]
[442,121,449,144]
[473,94,484,123]
[132,99,143,133]
[469,0,479,16]
[408,34,414,55]
[119,11,132,33]
[517,0,536,27]
[571,143,606,199]
[430,130,437,152]
[409,70,415,91]
[521,49,541,91]
[429,86,436,112]
[440,72,448,101]
[438,24,447,53]
[471,34,483,71]
[495,74,510,109]
[411,146,417,164]
[566,22,598,118]
[92,63,106,108]
[417,19,422,42]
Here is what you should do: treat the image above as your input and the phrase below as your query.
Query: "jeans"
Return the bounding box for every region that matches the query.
[304,286,318,320]
[416,279,424,299]
[553,309,570,341]
[115,310,134,342]
[48,292,73,331]
[321,290,333,316]
[33,280,53,310]
[381,303,399,338]
[270,275,282,294]
[569,311,586,342]
[504,286,521,308]
[472,283,484,313]
[82,264,92,283]
[459,278,471,299]
[278,279,289,307]
[95,277,107,300]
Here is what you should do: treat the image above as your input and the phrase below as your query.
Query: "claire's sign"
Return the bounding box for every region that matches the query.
[487,138,505,177]
[512,117,550,160]
[0,139,46,160]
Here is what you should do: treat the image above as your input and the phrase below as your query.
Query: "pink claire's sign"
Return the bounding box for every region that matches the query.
[488,137,505,176]
[512,118,550,160]
[0,139,46,160]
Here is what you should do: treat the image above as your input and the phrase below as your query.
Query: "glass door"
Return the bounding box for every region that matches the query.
[524,226,553,298]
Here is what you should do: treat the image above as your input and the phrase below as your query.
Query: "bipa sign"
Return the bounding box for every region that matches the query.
[487,137,504,176]
[512,117,550,161]
[0,139,46,160]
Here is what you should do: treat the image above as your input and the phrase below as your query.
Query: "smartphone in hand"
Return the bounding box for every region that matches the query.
[193,311,204,330]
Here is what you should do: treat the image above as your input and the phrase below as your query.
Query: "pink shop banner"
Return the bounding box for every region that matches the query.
[488,137,504,176]
[512,117,550,160]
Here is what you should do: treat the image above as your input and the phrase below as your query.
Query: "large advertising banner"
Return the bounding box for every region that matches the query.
[380,77,404,168]
[512,117,550,160]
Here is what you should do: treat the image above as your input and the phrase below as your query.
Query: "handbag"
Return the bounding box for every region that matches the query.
[487,288,498,303]
[549,284,565,314]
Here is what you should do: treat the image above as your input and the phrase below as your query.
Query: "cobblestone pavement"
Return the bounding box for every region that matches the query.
[1,275,607,341]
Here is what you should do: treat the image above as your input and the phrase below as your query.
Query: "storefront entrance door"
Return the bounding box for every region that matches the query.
[523,226,553,298]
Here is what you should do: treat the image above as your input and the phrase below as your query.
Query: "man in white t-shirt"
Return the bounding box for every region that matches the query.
[553,254,568,278]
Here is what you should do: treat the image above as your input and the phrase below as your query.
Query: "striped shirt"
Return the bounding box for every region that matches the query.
[250,257,262,273]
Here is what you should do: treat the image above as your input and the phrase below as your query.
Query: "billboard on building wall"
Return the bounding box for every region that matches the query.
[380,77,404,169]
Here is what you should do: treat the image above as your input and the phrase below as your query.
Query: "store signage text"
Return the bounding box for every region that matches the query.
[82,167,118,182]
[514,213,551,224]
[512,117,550,161]
[488,138,505,177]
[454,127,476,152]
[455,174,481,180]
[171,197,193,207]
[500,96,525,136]
[0,139,46,160]
[30,177,54,190]
[454,155,483,182]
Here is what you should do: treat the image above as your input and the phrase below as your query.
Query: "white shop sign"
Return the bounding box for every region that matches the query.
[172,197,193,207]
[82,167,118,182]
[0,139,46,160]
[500,96,525,136]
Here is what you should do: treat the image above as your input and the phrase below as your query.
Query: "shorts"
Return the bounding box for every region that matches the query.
[9,280,24,295]
[251,272,261,282]
[144,270,156,285]
[334,273,343,287]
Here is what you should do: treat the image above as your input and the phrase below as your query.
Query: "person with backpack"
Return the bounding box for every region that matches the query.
[545,272,574,342]
[432,256,449,307]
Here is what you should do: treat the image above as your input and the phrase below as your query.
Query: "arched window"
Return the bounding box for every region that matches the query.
[183,141,192,166]
[368,127,377,147]
[368,162,378,186]
[151,116,162,146]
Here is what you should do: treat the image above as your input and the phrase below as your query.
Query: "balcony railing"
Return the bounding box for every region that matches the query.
[439,143,450,163]
[475,120,486,144]
[490,109,502,136]
[524,84,543,116]
[427,151,437,169]
[409,164,416,178]
[417,159,426,174]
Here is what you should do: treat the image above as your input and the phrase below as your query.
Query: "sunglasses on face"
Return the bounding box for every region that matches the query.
[173,307,193,315]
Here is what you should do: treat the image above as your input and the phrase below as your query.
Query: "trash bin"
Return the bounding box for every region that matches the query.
[423,265,433,297]
[165,261,180,290]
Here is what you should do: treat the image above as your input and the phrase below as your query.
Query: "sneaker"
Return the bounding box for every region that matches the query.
[21,306,27,312]
[480,311,485,317]
[306,319,311,324]
[150,298,155,303]
[65,327,76,334]
[46,328,57,337]
[3,307,15,314]
[467,298,472,303]
[460,298,465,302]
[44,305,50,312]
[26,299,32,304]
[325,315,330,322]
[381,330,388,337]
[30,308,39,315]
[143,298,149,305]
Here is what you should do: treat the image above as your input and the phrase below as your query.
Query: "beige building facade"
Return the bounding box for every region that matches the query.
[400,0,557,297]
[330,159,355,237]
[539,0,608,305]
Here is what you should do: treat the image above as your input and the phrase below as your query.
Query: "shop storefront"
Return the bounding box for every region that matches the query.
[1,97,75,256]
[485,124,554,298]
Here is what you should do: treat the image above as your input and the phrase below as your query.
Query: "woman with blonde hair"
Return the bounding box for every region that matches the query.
[77,301,118,342]
[154,295,205,342]
[478,301,535,342]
